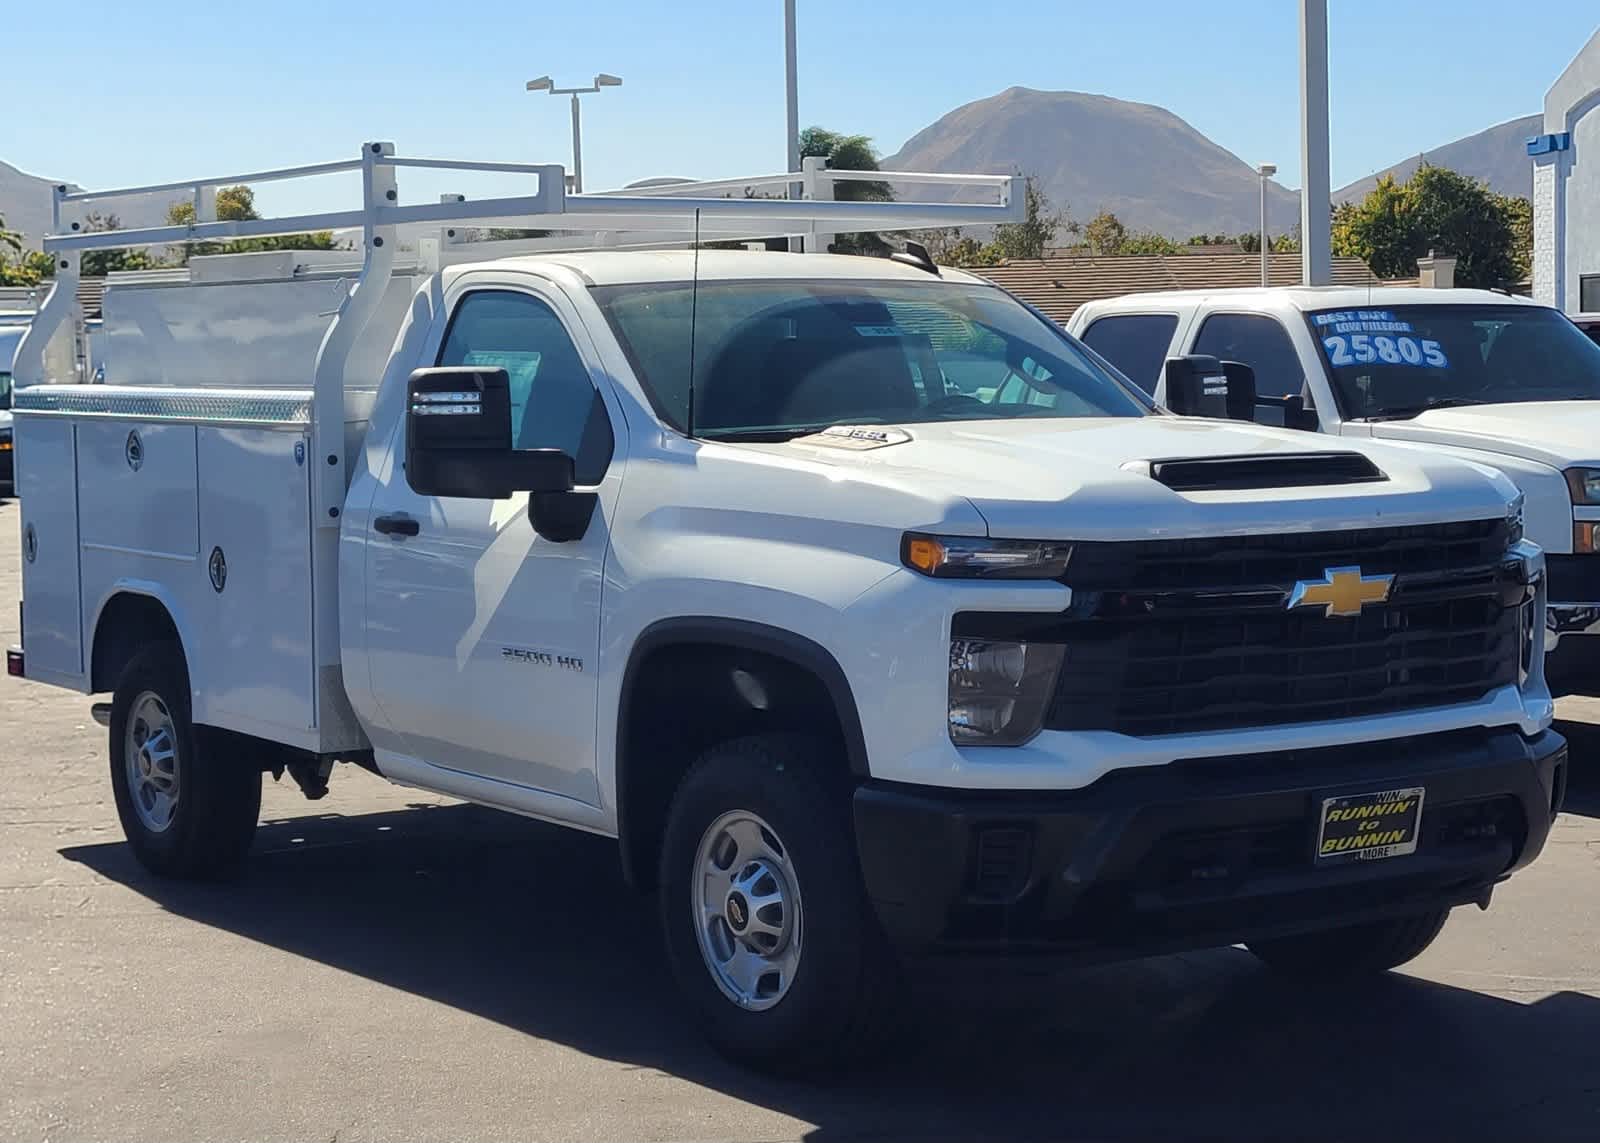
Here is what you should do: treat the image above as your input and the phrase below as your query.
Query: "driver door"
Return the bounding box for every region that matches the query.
[363,282,621,804]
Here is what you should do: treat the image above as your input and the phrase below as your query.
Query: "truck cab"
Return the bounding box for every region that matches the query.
[1070,287,1600,694]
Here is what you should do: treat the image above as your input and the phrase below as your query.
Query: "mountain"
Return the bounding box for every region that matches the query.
[1333,114,1539,205]
[882,87,1301,239]
[0,160,75,251]
[1,159,180,252]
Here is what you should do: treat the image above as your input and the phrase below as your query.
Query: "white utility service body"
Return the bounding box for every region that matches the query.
[1071,286,1600,691]
[6,148,1569,1071]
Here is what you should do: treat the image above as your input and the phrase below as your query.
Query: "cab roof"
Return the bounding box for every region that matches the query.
[1082,285,1543,313]
[449,249,992,288]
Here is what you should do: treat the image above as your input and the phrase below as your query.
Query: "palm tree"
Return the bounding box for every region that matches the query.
[0,213,22,256]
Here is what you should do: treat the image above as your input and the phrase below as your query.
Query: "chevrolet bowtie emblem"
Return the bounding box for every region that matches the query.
[1287,566,1395,617]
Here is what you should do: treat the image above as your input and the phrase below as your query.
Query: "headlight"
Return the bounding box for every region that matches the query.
[903,533,1071,579]
[948,638,1064,745]
[1565,468,1600,505]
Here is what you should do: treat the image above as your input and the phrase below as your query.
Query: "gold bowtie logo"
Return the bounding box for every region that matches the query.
[1287,566,1395,617]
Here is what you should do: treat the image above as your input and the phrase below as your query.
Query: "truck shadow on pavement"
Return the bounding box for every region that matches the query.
[1555,713,1600,817]
[63,793,1600,1143]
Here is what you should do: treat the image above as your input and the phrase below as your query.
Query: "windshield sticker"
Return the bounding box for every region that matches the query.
[1322,333,1448,370]
[853,324,902,337]
[1313,309,1414,335]
[801,425,913,450]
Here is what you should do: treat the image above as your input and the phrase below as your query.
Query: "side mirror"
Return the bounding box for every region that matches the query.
[1163,355,1226,417]
[1163,356,1257,422]
[1219,361,1257,421]
[405,367,575,500]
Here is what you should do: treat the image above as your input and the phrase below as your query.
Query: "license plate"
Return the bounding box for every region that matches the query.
[1315,787,1425,865]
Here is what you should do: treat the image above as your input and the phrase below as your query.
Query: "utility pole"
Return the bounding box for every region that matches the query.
[1299,0,1332,285]
[785,0,800,179]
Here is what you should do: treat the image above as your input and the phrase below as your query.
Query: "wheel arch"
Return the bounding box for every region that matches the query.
[615,617,869,889]
[88,583,194,695]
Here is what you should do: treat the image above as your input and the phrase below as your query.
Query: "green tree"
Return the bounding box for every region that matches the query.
[167,185,339,261]
[1120,231,1181,255]
[78,213,159,277]
[798,126,893,256]
[1498,192,1533,284]
[1331,165,1521,287]
[988,176,1073,261]
[1082,211,1128,255]
[0,249,55,287]
[0,212,21,258]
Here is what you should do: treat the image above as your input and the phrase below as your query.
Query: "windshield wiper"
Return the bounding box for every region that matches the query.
[698,423,844,442]
[1362,397,1489,422]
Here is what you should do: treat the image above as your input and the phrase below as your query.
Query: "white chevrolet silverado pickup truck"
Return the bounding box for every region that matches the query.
[5,150,1568,1073]
[1070,287,1600,695]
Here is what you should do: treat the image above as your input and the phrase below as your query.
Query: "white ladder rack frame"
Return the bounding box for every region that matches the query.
[16,141,1022,534]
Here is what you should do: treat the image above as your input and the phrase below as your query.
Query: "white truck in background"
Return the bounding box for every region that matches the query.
[1071,287,1600,695]
[6,148,1568,1073]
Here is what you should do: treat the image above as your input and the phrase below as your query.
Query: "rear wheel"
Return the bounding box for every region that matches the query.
[1247,907,1451,977]
[109,643,261,879]
[659,734,899,1074]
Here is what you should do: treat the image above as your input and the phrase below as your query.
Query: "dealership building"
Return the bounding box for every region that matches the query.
[1532,26,1600,314]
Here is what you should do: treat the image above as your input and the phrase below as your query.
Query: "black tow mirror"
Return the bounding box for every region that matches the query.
[404,366,575,500]
[1163,355,1256,422]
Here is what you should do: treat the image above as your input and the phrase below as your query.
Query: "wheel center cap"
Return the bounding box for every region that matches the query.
[725,891,750,932]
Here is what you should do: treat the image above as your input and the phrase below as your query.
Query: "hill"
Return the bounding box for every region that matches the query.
[1333,114,1539,205]
[882,87,1301,239]
[1,160,180,252]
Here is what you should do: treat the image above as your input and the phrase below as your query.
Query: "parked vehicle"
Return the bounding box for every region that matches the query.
[7,150,1567,1073]
[1571,312,1600,348]
[1071,287,1600,695]
[0,320,24,495]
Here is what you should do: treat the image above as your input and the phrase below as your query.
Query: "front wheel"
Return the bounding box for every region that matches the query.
[1247,907,1451,977]
[658,735,899,1074]
[109,643,261,879]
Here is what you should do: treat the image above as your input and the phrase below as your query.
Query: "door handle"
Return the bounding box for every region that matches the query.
[373,514,421,537]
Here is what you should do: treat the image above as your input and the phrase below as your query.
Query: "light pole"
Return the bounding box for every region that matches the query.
[1299,0,1332,285]
[526,73,622,193]
[1256,162,1277,287]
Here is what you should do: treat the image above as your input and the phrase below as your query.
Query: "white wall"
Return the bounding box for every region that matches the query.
[1535,27,1600,312]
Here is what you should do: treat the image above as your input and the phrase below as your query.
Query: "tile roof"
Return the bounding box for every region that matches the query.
[971,251,1415,325]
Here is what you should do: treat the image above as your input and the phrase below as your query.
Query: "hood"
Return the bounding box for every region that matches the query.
[1370,401,1600,469]
[734,416,1518,540]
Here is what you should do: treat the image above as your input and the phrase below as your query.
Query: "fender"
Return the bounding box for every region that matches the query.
[614,616,871,886]
[87,580,204,697]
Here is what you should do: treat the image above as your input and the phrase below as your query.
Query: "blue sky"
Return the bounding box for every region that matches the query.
[6,0,1597,219]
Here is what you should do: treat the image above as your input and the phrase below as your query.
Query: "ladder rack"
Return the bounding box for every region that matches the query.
[15,141,1023,538]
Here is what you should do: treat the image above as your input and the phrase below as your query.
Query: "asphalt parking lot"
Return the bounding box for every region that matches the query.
[2,494,1599,1143]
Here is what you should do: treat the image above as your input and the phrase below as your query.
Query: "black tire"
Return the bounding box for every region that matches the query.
[1247,907,1451,977]
[109,642,261,879]
[659,734,899,1074]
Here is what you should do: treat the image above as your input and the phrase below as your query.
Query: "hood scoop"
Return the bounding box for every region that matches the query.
[1147,451,1386,492]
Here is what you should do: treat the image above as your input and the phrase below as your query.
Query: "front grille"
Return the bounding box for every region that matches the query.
[1064,517,1512,594]
[1033,519,1525,737]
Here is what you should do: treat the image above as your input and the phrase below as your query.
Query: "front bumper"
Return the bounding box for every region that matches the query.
[854,727,1567,959]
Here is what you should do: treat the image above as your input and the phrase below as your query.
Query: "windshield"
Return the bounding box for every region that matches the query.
[1310,304,1600,419]
[591,279,1148,438]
